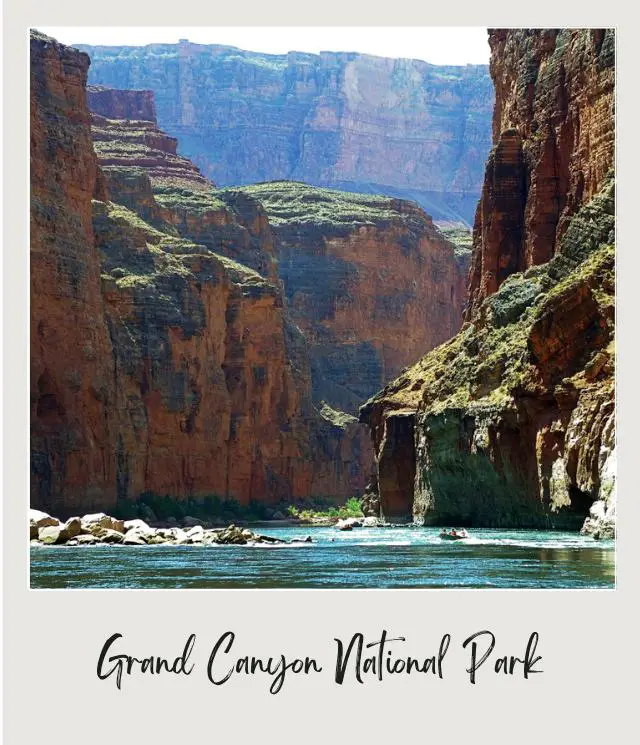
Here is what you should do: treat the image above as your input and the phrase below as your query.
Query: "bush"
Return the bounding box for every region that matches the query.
[111,493,363,523]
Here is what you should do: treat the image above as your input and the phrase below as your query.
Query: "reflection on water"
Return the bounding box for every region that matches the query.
[30,527,615,589]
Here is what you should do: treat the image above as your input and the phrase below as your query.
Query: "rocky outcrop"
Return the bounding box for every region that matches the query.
[90,111,279,282]
[88,91,374,504]
[361,29,615,531]
[30,31,373,516]
[88,85,157,122]
[239,182,468,414]
[77,41,493,225]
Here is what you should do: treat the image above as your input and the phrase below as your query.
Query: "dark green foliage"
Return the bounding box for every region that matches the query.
[286,497,363,521]
[112,493,271,523]
[488,276,542,327]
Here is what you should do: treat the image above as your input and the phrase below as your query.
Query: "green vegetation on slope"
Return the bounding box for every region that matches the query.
[436,222,473,263]
[364,174,615,419]
[237,181,413,228]
[152,182,227,213]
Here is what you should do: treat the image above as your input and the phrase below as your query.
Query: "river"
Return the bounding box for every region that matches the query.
[30,526,615,589]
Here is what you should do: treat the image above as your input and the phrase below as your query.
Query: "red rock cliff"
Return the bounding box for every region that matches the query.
[31,39,372,516]
[77,41,493,225]
[87,84,157,123]
[240,182,468,414]
[361,29,615,531]
[30,31,118,515]
[466,29,615,318]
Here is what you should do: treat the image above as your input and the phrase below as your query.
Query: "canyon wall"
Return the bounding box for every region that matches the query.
[30,31,373,516]
[77,41,493,225]
[466,29,615,317]
[361,29,615,530]
[239,181,468,413]
[31,30,119,516]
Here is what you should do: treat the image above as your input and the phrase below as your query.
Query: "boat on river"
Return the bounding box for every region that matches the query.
[439,530,469,541]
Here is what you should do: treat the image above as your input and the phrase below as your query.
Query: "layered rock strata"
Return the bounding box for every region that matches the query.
[361,29,615,530]
[466,29,615,317]
[30,31,373,516]
[238,181,468,413]
[31,30,119,516]
[88,84,157,122]
[77,41,493,225]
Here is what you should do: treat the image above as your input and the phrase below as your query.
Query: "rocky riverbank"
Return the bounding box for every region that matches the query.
[29,509,313,547]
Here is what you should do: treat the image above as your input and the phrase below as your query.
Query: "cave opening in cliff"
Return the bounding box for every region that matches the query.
[377,413,417,520]
[566,487,595,520]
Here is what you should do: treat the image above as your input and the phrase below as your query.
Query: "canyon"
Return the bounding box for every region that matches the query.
[361,29,615,532]
[31,28,616,535]
[76,41,493,226]
[30,30,466,517]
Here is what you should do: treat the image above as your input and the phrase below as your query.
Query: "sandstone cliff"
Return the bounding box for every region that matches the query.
[88,84,157,122]
[467,29,615,317]
[77,41,493,225]
[31,31,373,516]
[31,30,119,516]
[361,29,615,530]
[239,181,468,413]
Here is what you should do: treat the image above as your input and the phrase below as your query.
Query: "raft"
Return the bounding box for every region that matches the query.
[439,532,469,541]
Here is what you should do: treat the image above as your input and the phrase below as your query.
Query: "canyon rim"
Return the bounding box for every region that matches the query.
[29,27,616,589]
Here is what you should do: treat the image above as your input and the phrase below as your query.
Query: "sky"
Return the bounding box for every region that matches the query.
[38,27,490,66]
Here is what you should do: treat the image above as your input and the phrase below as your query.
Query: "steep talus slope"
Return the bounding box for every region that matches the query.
[239,181,468,413]
[361,29,615,531]
[77,41,493,225]
[30,31,373,516]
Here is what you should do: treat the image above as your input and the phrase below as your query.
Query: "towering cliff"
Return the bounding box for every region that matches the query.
[31,30,119,516]
[239,181,468,413]
[466,29,615,317]
[30,31,373,516]
[361,29,615,532]
[77,41,493,225]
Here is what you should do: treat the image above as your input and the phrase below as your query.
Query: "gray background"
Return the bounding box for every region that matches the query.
[4,2,638,743]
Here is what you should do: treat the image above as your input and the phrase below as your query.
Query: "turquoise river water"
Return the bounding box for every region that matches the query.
[30,526,615,589]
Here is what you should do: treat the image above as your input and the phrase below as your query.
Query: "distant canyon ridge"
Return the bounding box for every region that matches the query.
[77,41,493,226]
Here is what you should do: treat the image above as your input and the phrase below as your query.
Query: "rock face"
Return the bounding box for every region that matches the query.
[238,182,468,413]
[87,85,157,122]
[466,29,615,317]
[30,30,119,516]
[77,41,493,225]
[30,31,373,517]
[361,29,615,529]
[88,92,374,504]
